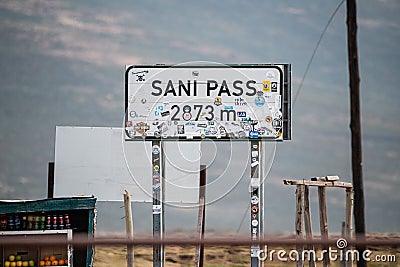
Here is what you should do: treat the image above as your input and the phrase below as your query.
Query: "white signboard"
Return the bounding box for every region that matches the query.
[125,64,291,141]
[54,126,200,203]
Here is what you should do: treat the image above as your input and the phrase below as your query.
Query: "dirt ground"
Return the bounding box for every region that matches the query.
[94,243,399,267]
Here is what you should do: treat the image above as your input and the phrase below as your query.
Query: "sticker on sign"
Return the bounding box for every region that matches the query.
[125,62,291,141]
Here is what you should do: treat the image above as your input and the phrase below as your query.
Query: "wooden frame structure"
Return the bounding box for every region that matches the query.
[284,176,353,267]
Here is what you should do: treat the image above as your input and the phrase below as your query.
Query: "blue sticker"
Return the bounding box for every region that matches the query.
[183,105,191,113]
[224,106,234,110]
[249,131,259,139]
[237,111,246,117]
[254,96,265,107]
[154,105,164,116]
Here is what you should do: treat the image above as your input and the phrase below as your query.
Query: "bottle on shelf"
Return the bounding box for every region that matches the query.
[58,215,64,230]
[7,214,14,230]
[21,214,28,230]
[46,215,52,230]
[52,215,58,230]
[14,214,20,230]
[64,214,71,229]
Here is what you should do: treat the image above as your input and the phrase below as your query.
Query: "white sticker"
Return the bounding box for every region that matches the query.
[252,219,259,227]
[152,205,162,214]
[251,178,259,187]
[251,195,259,205]
[152,145,160,154]
[275,95,281,109]
[146,131,155,136]
[251,151,258,157]
[152,183,161,190]
[251,248,259,257]
[251,161,259,167]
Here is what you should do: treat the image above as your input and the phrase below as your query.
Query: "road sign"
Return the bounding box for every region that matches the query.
[125,64,291,141]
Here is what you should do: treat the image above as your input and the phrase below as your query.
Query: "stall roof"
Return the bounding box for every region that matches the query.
[0,196,96,213]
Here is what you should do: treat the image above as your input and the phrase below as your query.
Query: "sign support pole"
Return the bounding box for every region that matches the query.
[195,165,207,267]
[161,141,166,265]
[250,140,262,267]
[259,142,265,267]
[152,140,164,267]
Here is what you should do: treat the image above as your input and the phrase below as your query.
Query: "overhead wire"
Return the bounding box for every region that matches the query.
[236,0,346,234]
[293,0,345,107]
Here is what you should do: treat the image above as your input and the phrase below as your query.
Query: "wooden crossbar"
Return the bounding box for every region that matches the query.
[283,179,353,189]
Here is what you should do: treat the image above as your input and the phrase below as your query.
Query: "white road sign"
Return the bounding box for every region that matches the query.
[125,64,291,141]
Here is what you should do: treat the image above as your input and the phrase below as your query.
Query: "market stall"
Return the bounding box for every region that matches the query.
[0,196,96,267]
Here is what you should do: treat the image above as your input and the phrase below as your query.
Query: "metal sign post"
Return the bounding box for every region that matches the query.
[250,140,262,266]
[152,140,164,267]
[259,142,265,267]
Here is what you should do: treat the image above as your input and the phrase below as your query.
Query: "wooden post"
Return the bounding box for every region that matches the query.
[303,186,315,267]
[318,187,329,267]
[341,222,346,267]
[346,1,366,266]
[124,191,134,267]
[345,188,354,267]
[295,185,305,267]
[195,165,206,267]
[47,162,55,199]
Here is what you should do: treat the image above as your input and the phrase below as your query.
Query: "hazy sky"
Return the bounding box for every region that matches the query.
[0,0,399,234]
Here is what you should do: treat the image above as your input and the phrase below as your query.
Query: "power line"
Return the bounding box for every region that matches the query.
[236,203,250,234]
[293,0,345,107]
[235,0,347,239]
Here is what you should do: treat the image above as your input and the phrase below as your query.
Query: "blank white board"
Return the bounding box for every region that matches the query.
[54,126,200,203]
